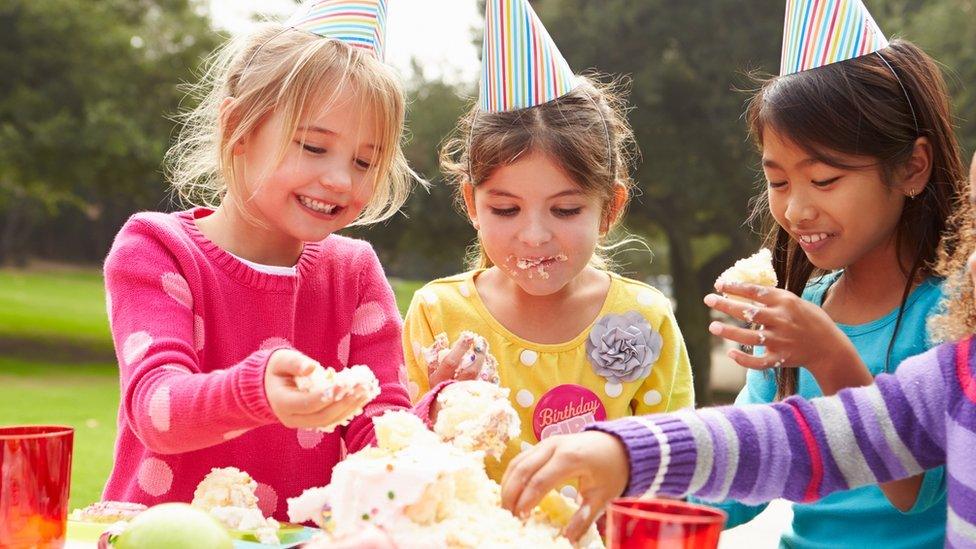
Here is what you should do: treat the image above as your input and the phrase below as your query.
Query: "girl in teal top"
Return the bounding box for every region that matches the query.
[707,274,947,548]
[703,40,967,547]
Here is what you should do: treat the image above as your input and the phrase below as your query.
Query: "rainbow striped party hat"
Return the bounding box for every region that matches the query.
[285,0,388,60]
[780,0,889,76]
[479,0,578,112]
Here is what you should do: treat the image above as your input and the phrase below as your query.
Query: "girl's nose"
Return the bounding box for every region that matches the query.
[318,164,353,194]
[518,218,553,247]
[783,194,818,226]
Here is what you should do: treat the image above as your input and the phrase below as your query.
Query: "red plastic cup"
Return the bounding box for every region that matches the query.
[0,426,75,549]
[606,498,727,549]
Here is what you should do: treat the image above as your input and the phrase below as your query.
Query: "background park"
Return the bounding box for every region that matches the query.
[1,1,975,540]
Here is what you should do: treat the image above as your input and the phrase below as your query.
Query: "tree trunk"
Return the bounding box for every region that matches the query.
[666,228,713,405]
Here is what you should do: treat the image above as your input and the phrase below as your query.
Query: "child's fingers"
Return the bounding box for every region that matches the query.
[455,352,483,381]
[727,348,789,370]
[708,321,767,347]
[442,334,474,368]
[703,294,769,325]
[713,281,778,304]
[269,351,318,378]
[501,442,557,515]
[563,498,599,543]
[514,459,573,519]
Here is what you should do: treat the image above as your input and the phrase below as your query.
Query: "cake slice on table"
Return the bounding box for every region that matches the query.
[715,248,778,303]
[191,467,280,544]
[69,501,147,523]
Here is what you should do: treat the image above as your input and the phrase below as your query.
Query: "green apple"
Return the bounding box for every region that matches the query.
[114,503,233,549]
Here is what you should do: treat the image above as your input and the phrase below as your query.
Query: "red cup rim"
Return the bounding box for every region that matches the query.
[608,498,727,525]
[0,425,75,440]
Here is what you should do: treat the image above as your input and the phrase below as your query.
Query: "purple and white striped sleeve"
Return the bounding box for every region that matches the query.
[588,345,948,503]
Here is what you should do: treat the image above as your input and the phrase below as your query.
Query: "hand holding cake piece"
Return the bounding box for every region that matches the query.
[422,331,500,386]
[264,348,380,433]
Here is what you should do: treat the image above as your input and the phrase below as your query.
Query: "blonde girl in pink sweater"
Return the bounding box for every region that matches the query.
[100,1,441,521]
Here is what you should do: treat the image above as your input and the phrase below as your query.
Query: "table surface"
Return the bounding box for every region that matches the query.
[65,499,792,548]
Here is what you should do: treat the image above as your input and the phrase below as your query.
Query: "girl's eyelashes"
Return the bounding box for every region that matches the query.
[300,142,326,154]
[489,206,519,217]
[552,207,583,218]
[767,176,841,189]
[812,176,841,187]
[298,141,372,169]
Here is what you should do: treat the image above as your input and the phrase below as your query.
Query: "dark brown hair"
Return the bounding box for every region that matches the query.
[746,39,966,399]
[440,74,639,270]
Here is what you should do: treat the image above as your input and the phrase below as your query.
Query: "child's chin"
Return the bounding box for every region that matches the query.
[515,278,564,297]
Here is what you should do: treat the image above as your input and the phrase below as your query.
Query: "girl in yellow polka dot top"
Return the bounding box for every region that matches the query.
[403,75,695,484]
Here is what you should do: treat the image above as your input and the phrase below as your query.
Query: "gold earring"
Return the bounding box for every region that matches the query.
[908,188,918,198]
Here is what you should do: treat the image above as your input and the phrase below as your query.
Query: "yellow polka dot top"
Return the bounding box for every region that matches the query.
[403,269,695,483]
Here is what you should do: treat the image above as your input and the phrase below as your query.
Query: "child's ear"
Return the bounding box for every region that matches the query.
[462,181,480,230]
[901,137,933,198]
[600,182,629,235]
[219,97,247,155]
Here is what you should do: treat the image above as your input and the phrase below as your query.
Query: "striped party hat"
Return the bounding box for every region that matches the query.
[780,0,888,76]
[479,0,578,112]
[286,0,388,60]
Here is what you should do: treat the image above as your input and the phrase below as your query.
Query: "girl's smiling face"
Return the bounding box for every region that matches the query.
[235,87,379,245]
[464,151,613,296]
[762,128,912,271]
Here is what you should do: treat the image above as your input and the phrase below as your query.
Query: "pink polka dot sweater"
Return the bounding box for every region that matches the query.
[100,208,438,521]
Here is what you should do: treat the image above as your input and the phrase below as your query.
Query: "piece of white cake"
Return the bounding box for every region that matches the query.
[288,411,602,549]
[191,467,280,545]
[715,248,778,302]
[433,381,520,460]
[294,364,381,432]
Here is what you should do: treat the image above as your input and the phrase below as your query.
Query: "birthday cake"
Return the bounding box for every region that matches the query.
[288,386,601,548]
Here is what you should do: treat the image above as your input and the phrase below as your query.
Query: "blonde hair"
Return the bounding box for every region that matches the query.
[440,74,641,270]
[166,23,415,226]
[929,156,976,342]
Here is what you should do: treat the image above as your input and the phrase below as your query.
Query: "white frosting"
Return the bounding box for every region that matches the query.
[191,467,279,544]
[294,364,381,432]
[289,411,600,548]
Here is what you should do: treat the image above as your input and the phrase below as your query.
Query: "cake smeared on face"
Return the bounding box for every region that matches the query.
[505,254,569,280]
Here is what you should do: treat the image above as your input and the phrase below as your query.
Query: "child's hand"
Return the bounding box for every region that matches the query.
[500,431,629,543]
[264,349,371,429]
[426,333,485,385]
[704,281,859,379]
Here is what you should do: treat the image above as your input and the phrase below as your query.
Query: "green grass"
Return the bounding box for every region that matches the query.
[0,266,423,510]
[0,357,119,509]
[0,269,112,353]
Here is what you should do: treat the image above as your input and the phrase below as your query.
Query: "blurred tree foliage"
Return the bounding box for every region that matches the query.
[0,0,218,264]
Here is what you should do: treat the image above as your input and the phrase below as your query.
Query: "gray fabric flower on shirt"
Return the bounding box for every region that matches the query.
[586,311,662,383]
